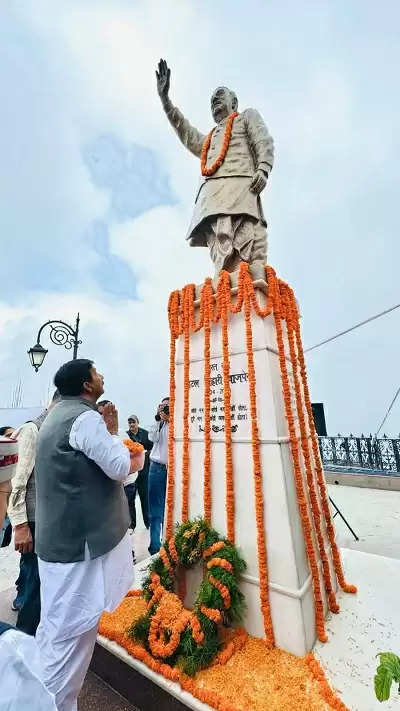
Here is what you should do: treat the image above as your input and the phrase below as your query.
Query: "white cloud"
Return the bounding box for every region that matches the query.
[1,0,400,437]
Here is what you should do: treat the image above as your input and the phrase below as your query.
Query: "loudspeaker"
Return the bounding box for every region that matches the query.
[311,402,327,436]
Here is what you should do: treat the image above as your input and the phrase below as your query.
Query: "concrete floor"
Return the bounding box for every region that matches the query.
[327,483,400,558]
[79,672,139,711]
[315,548,400,710]
[2,485,400,710]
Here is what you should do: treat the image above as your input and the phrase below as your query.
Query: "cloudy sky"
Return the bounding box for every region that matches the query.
[0,0,399,435]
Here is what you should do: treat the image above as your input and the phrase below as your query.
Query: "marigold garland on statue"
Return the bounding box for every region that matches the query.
[201,112,239,177]
[129,518,246,676]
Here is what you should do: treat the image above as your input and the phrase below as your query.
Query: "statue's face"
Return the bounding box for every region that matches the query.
[211,87,235,122]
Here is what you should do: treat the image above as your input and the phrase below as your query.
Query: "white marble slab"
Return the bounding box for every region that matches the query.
[103,547,400,711]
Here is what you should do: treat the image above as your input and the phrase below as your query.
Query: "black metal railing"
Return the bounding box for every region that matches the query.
[318,434,400,473]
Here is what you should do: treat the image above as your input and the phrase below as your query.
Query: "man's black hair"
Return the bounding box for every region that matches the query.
[54,359,94,397]
[0,426,12,436]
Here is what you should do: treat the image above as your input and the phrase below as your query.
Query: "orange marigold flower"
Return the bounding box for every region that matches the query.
[200,605,222,624]
[203,541,225,559]
[201,112,239,177]
[122,439,144,454]
[207,557,233,573]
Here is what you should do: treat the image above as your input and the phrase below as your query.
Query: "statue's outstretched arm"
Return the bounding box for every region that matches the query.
[156,59,205,158]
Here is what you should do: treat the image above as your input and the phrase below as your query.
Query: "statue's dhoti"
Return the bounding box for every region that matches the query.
[204,215,267,275]
[186,177,268,276]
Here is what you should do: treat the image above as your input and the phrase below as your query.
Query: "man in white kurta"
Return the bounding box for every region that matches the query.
[35,359,144,711]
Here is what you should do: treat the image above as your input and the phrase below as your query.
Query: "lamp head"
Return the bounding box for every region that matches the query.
[28,343,48,372]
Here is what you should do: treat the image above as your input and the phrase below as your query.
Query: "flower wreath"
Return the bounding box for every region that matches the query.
[129,519,246,676]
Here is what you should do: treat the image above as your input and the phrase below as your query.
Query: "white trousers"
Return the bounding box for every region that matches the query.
[36,623,98,711]
[36,534,133,711]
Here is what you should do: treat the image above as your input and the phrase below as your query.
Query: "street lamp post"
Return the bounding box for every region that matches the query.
[28,313,82,373]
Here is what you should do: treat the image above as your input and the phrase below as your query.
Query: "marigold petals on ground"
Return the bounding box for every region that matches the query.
[99,597,346,711]
[99,596,147,638]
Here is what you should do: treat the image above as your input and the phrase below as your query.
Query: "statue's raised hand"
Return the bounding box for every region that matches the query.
[156,59,171,102]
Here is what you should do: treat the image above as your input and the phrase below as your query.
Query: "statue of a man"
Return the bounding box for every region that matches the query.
[156,59,274,277]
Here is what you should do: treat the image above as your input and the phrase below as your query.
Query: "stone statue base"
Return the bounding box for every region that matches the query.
[169,274,337,656]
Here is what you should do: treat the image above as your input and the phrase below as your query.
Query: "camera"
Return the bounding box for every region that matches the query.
[156,402,170,421]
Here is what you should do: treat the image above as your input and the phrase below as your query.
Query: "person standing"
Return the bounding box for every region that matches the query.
[148,398,169,555]
[0,426,15,437]
[0,435,18,538]
[35,359,144,711]
[0,427,15,548]
[7,393,60,634]
[125,415,152,531]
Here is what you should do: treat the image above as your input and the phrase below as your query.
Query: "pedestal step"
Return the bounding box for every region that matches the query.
[91,637,212,711]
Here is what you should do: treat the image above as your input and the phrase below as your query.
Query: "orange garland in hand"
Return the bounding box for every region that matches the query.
[122,439,144,455]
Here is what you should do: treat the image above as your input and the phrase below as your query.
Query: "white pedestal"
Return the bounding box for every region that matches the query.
[169,282,335,657]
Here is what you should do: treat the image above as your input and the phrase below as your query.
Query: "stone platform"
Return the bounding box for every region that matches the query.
[93,546,400,711]
[170,278,336,655]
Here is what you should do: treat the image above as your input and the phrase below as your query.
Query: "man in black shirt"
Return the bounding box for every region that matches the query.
[126,416,152,530]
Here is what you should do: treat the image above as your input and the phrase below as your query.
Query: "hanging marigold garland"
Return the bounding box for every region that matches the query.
[269,269,327,643]
[201,111,239,177]
[166,290,180,538]
[166,262,356,649]
[291,296,357,596]
[203,279,213,523]
[181,285,193,522]
[218,272,235,542]
[281,284,339,615]
[241,262,275,645]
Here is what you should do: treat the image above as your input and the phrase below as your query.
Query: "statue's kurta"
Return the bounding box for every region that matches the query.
[164,101,274,247]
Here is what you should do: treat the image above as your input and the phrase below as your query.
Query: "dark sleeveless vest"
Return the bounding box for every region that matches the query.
[35,397,130,563]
